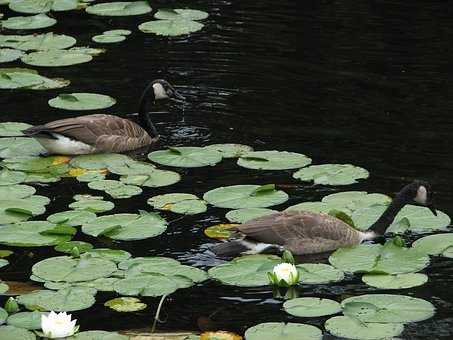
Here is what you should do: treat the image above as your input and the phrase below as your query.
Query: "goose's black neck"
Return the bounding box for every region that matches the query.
[370,191,410,235]
[138,82,159,138]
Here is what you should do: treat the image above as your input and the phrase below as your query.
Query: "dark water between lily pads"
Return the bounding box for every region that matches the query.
[1,0,453,339]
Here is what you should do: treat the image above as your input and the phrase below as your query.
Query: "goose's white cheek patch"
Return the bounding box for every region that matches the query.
[415,185,428,205]
[152,83,168,100]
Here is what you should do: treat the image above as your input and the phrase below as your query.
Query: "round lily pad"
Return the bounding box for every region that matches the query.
[297,263,344,284]
[325,316,404,340]
[362,273,428,289]
[203,143,253,158]
[341,294,436,323]
[0,184,35,198]
[119,169,181,188]
[1,13,56,30]
[0,48,24,63]
[0,308,6,324]
[32,255,117,282]
[86,248,131,263]
[225,208,276,223]
[69,196,114,213]
[118,256,180,270]
[16,287,95,311]
[6,311,46,330]
[0,169,26,185]
[0,326,36,340]
[47,210,97,227]
[68,331,128,340]
[0,259,8,269]
[0,122,31,136]
[68,47,106,56]
[88,180,142,199]
[22,50,92,67]
[86,1,151,16]
[204,223,238,240]
[293,164,369,185]
[208,254,281,287]
[147,193,207,215]
[387,205,451,234]
[104,297,147,312]
[245,322,322,340]
[103,29,132,36]
[54,241,94,254]
[203,184,288,209]
[70,153,130,170]
[138,19,204,36]
[0,70,42,89]
[412,233,453,257]
[148,147,222,168]
[284,298,341,317]
[0,221,71,247]
[48,93,116,110]
[237,151,312,170]
[92,34,126,44]
[0,33,76,51]
[81,212,167,241]
[8,0,77,14]
[154,8,209,21]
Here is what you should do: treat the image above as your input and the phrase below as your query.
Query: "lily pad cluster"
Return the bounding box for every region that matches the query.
[0,68,69,89]
[139,9,209,36]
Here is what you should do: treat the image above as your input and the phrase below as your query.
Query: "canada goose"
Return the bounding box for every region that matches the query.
[212,181,436,256]
[22,79,185,155]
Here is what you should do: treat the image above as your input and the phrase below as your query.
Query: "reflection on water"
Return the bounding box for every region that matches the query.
[1,0,453,338]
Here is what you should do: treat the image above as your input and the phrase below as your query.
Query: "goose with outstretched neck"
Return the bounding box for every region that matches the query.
[22,79,185,155]
[212,181,437,256]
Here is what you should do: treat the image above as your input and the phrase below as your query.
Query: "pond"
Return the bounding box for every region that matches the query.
[0,0,453,339]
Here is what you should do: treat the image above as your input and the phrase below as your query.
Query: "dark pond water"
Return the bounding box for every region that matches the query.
[1,0,453,338]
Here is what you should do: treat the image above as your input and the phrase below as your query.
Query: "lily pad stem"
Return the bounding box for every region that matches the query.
[151,294,168,333]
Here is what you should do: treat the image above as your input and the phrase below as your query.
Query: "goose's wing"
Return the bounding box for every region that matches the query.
[24,115,156,153]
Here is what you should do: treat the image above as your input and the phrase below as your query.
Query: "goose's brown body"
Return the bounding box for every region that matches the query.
[235,210,365,255]
[23,114,158,154]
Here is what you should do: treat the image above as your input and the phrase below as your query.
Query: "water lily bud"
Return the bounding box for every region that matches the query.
[4,297,19,314]
[272,263,299,286]
[41,311,78,339]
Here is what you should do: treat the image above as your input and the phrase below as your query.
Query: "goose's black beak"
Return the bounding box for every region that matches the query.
[428,204,437,216]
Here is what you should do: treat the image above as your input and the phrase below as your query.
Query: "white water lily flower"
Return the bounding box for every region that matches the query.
[41,311,78,339]
[272,263,299,286]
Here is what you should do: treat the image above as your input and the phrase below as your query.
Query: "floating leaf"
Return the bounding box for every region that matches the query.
[204,223,239,240]
[0,259,8,269]
[387,205,450,234]
[68,46,106,56]
[69,195,114,213]
[22,50,92,67]
[412,233,453,257]
[104,297,146,312]
[9,0,77,14]
[147,193,207,215]
[16,287,95,311]
[118,256,180,270]
[325,316,403,340]
[67,330,128,340]
[225,208,276,224]
[0,221,67,247]
[293,164,369,185]
[88,180,142,199]
[362,273,428,289]
[0,122,31,136]
[0,325,36,340]
[82,212,167,241]
[92,34,126,44]
[237,151,312,170]
[0,196,49,224]
[0,33,76,51]
[284,298,341,317]
[120,169,181,188]
[54,241,93,254]
[1,13,56,29]
[297,263,344,284]
[6,311,46,330]
[329,241,430,274]
[0,282,9,294]
[203,184,288,209]
[341,294,435,323]
[86,248,131,263]
[203,144,253,158]
[47,210,97,227]
[0,48,24,63]
[103,29,132,36]
[70,153,130,170]
[86,1,151,16]
[208,255,281,287]
[0,169,26,185]
[155,8,209,21]
[244,322,322,340]
[148,147,222,168]
[48,93,116,110]
[138,19,204,36]
[32,255,117,283]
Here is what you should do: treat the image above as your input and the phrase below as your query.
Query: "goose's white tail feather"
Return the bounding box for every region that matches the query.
[35,134,95,155]
[359,231,377,243]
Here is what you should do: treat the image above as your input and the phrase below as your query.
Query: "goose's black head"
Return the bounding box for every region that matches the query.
[400,180,436,215]
[149,79,185,102]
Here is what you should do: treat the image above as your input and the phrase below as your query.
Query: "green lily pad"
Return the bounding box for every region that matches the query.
[2,155,70,173]
[1,13,56,29]
[0,259,8,269]
[104,297,146,312]
[322,191,391,210]
[67,330,128,340]
[147,193,207,215]
[203,184,288,209]
[283,297,341,317]
[412,233,453,258]
[54,241,94,254]
[0,71,44,90]
[362,273,428,289]
[203,143,253,158]
[103,29,132,36]
[329,240,430,274]
[107,159,155,175]
[9,0,77,14]
[70,153,130,170]
[69,195,114,213]
[118,256,180,270]
[73,277,121,292]
[88,180,142,199]
[237,151,312,170]
[48,93,116,110]
[208,254,281,287]
[0,122,31,136]
[47,210,97,227]
[155,8,209,21]
[0,33,76,51]
[297,263,344,284]
[387,205,451,234]
[16,287,95,311]
[0,196,49,224]
[138,19,204,36]
[225,208,276,223]
[0,48,24,63]
[325,316,403,340]
[22,50,93,67]
[68,46,106,56]
[245,322,322,340]
[293,164,369,185]
[120,169,181,188]
[0,308,6,324]
[81,212,167,241]
[6,311,46,330]
[0,169,26,185]
[86,248,131,263]
[342,294,435,323]
[32,255,117,282]
[148,147,222,168]
[92,34,126,44]
[204,223,238,240]
[0,282,9,294]
[86,1,151,16]
[0,325,36,340]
